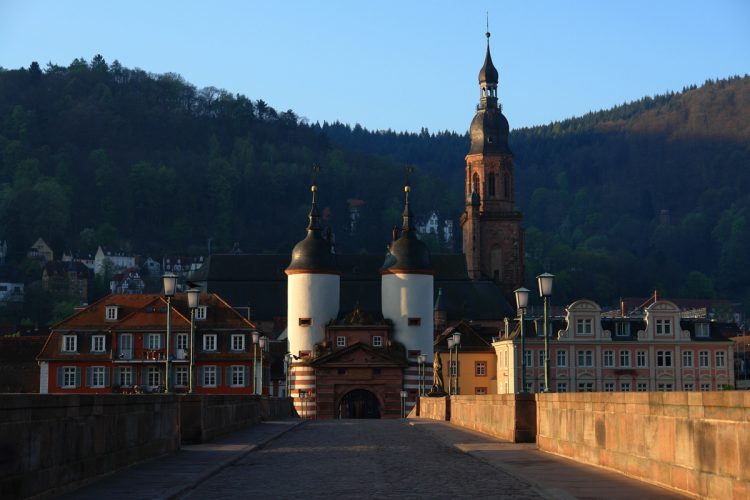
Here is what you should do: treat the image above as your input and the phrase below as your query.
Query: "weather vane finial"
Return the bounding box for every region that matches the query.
[486,12,490,39]
[311,164,320,202]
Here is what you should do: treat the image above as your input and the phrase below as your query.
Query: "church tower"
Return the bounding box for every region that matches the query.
[460,31,523,296]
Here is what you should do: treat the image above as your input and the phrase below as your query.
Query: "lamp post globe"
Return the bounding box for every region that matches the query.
[162,272,178,297]
[536,273,554,298]
[514,287,530,311]
[186,287,201,309]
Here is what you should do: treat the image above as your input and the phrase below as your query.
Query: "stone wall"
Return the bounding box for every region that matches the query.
[416,396,449,421]
[180,395,294,443]
[0,394,180,499]
[537,391,750,499]
[450,394,536,443]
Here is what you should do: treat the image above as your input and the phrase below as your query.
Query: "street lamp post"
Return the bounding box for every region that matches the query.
[259,336,267,396]
[251,331,260,395]
[447,337,455,395]
[186,287,201,394]
[452,332,462,395]
[536,273,555,393]
[400,390,408,418]
[162,273,177,393]
[514,287,530,393]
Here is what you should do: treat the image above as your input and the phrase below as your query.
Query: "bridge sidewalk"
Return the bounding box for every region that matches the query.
[410,419,688,499]
[61,419,302,500]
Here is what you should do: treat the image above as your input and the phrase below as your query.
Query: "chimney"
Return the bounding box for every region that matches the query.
[654,289,660,302]
[620,298,626,317]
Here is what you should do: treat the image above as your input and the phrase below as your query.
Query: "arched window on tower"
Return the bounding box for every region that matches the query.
[488,173,496,197]
[472,173,480,196]
[503,172,510,199]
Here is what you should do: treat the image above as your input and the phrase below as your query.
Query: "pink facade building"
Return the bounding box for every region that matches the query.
[494,299,735,393]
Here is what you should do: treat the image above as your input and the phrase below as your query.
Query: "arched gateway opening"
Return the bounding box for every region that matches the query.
[338,389,381,419]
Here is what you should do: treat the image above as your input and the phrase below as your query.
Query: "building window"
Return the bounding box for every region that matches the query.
[176,333,189,351]
[684,383,695,391]
[524,350,533,368]
[620,382,631,392]
[62,367,77,388]
[576,318,593,335]
[577,382,594,392]
[147,333,161,350]
[603,350,614,367]
[203,366,217,387]
[556,382,568,392]
[538,350,545,368]
[655,319,672,336]
[408,317,421,326]
[604,382,615,392]
[637,382,649,392]
[475,387,487,395]
[299,318,312,326]
[231,334,245,351]
[503,172,510,198]
[231,366,245,387]
[119,367,133,386]
[472,172,480,194]
[657,383,674,392]
[475,361,487,376]
[147,367,161,387]
[336,336,346,347]
[105,305,118,320]
[63,335,77,353]
[487,173,496,197]
[699,351,709,368]
[171,366,186,387]
[619,350,631,367]
[525,382,534,393]
[195,305,207,320]
[556,350,567,367]
[656,350,673,367]
[615,322,630,337]
[682,351,693,368]
[715,351,726,368]
[700,383,711,391]
[636,351,647,367]
[203,334,217,351]
[577,350,593,367]
[372,336,383,347]
[695,323,709,338]
[89,366,106,387]
[91,335,106,353]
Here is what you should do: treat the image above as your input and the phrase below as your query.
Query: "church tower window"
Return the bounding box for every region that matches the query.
[472,173,480,195]
[488,173,496,197]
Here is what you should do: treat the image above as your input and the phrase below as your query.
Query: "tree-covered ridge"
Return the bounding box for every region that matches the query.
[0,56,453,264]
[322,76,750,310]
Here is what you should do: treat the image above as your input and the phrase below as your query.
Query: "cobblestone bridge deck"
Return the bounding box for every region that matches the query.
[65,419,685,499]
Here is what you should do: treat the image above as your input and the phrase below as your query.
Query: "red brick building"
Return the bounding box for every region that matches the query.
[37,293,266,394]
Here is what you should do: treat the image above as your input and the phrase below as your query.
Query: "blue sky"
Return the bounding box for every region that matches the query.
[1,1,748,132]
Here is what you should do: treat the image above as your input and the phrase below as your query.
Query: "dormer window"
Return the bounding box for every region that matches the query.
[336,336,346,347]
[105,305,118,321]
[695,323,709,338]
[195,305,207,321]
[62,335,77,353]
[576,318,593,335]
[655,319,672,336]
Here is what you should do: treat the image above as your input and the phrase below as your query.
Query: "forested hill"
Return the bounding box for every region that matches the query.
[320,76,750,309]
[0,57,453,261]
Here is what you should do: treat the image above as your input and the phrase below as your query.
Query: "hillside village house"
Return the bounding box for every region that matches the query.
[28,237,54,264]
[42,260,91,304]
[493,298,736,393]
[94,246,135,275]
[37,293,269,395]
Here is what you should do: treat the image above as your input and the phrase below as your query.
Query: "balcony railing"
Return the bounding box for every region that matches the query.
[115,348,190,362]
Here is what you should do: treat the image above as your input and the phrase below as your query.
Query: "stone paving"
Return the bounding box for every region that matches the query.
[183,420,543,499]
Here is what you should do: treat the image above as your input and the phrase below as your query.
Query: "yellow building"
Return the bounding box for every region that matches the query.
[434,321,497,395]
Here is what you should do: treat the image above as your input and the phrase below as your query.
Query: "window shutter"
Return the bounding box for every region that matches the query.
[104,367,110,387]
[75,367,82,388]
[216,366,222,387]
[85,367,92,387]
[244,366,250,387]
[159,334,165,350]
[113,367,120,385]
[142,367,149,385]
[226,367,232,386]
[198,366,204,387]
[56,367,63,388]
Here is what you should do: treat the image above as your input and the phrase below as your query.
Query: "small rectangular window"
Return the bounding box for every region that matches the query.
[577,382,594,392]
[715,351,726,368]
[475,387,487,395]
[336,336,346,347]
[372,336,383,347]
[475,361,487,376]
[620,382,631,392]
[682,351,693,368]
[63,335,77,353]
[603,350,614,367]
[701,383,711,391]
[147,367,161,387]
[90,366,106,387]
[231,365,245,387]
[91,335,106,353]
[636,351,647,367]
[119,367,133,386]
[147,333,161,350]
[203,334,217,351]
[62,367,77,388]
[203,366,217,387]
[555,350,567,367]
[175,366,189,387]
[556,383,568,393]
[683,383,694,391]
[657,350,673,367]
[195,306,207,320]
[176,333,189,350]
[695,323,710,338]
[576,318,593,335]
[615,322,630,336]
[637,382,649,392]
[408,317,421,326]
[619,350,631,367]
[604,382,615,392]
[699,351,709,367]
[299,318,312,326]
[231,334,245,351]
[105,306,118,321]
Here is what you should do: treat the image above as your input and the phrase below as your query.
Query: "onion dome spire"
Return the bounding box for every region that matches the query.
[286,167,338,274]
[381,176,432,274]
[478,31,499,85]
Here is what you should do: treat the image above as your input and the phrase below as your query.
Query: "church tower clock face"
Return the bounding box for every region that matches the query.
[460,30,524,296]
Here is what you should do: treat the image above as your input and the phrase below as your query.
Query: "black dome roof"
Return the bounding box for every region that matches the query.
[469,107,511,155]
[286,187,338,274]
[478,41,499,84]
[381,186,432,273]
